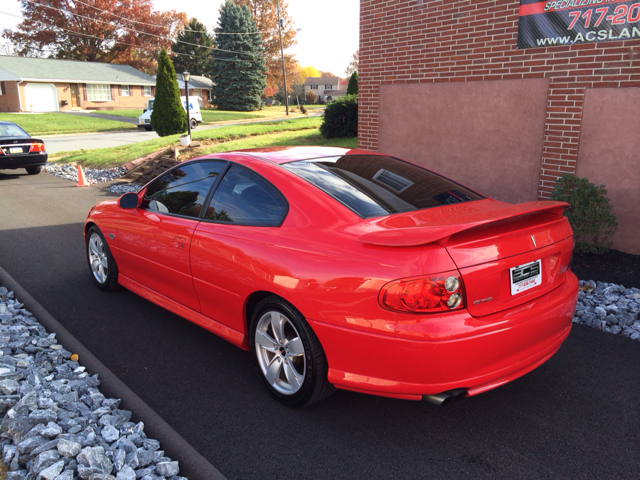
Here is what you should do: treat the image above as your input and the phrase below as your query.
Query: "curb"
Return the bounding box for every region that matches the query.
[0,265,226,480]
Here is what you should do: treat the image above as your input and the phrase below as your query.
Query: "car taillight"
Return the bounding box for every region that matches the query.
[29,143,45,153]
[379,272,465,313]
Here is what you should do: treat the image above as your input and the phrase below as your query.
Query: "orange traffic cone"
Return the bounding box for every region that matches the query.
[76,165,90,187]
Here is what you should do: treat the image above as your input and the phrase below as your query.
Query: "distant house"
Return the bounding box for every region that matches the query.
[177,74,214,109]
[0,55,156,113]
[303,77,346,102]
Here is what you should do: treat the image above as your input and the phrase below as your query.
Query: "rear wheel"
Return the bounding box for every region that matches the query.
[250,296,335,407]
[190,118,198,130]
[26,165,42,175]
[86,226,119,291]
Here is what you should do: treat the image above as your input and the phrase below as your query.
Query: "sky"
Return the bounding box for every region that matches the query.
[0,0,360,77]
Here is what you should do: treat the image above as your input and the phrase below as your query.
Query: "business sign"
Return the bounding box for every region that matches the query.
[518,1,640,48]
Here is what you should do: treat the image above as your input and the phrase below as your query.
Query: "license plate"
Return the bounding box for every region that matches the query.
[9,147,23,154]
[510,259,541,295]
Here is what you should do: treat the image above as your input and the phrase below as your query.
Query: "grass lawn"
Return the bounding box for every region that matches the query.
[0,113,136,135]
[184,129,356,160]
[53,117,351,168]
[104,104,324,124]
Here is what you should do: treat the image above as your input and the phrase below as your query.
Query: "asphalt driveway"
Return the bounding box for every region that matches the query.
[0,171,638,479]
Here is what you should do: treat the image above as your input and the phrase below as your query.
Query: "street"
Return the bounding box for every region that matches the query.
[0,171,638,479]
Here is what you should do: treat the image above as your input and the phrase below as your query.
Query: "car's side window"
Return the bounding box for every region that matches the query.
[141,161,226,219]
[205,165,288,226]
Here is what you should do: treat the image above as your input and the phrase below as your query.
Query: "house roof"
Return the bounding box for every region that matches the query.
[304,77,339,86]
[0,55,156,85]
[177,74,214,90]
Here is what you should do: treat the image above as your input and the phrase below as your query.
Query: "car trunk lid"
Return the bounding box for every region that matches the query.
[358,199,574,316]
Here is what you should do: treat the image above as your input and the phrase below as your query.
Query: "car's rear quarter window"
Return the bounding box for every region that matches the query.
[282,155,484,218]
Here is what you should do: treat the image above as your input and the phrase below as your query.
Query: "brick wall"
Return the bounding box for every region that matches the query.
[359,0,640,198]
[0,81,21,112]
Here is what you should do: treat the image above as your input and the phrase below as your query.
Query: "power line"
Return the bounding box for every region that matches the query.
[72,0,272,36]
[21,0,259,57]
[0,10,242,63]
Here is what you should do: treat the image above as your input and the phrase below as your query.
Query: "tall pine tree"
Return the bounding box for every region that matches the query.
[151,48,187,137]
[172,18,213,77]
[211,1,266,111]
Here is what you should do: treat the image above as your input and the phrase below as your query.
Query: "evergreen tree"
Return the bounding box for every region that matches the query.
[171,18,213,77]
[151,48,187,137]
[347,71,358,95]
[211,1,267,111]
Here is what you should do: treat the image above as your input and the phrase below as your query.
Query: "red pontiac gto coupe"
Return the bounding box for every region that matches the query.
[84,147,579,407]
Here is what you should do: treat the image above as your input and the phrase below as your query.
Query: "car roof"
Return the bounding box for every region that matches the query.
[202,146,387,165]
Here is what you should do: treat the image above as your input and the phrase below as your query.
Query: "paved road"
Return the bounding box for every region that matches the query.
[0,171,639,479]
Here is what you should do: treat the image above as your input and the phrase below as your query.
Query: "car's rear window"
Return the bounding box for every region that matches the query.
[0,123,29,138]
[282,155,484,218]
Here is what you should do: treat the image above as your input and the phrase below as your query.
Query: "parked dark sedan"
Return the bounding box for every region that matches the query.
[0,121,48,175]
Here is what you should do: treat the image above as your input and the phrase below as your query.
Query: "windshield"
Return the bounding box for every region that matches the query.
[282,155,484,218]
[148,100,154,111]
[0,123,29,138]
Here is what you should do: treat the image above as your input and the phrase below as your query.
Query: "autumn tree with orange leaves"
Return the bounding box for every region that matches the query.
[234,0,298,98]
[3,0,185,73]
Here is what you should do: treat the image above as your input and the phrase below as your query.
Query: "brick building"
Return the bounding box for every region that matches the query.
[359,1,640,253]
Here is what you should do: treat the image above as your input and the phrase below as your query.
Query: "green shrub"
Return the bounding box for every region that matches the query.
[550,173,618,253]
[320,94,358,138]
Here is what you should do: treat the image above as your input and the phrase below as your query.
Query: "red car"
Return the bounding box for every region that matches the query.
[84,147,578,407]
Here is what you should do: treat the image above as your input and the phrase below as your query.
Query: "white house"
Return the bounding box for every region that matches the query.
[303,77,346,102]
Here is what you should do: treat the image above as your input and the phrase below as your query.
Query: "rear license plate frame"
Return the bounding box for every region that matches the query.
[9,147,23,154]
[510,259,542,295]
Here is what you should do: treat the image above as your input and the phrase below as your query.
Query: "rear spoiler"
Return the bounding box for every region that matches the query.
[358,201,569,247]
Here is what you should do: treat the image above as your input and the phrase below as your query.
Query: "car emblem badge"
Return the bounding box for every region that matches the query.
[108,234,115,239]
[531,235,537,248]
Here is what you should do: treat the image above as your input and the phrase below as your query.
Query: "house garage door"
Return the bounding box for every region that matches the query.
[24,83,59,112]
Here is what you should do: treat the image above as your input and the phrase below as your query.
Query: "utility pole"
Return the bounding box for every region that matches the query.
[276,0,288,115]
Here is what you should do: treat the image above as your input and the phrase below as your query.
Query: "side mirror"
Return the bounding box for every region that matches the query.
[119,192,140,209]
[143,109,147,113]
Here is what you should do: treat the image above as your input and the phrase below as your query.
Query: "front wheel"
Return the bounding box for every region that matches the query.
[250,296,335,407]
[190,118,198,130]
[86,226,119,291]
[144,126,152,132]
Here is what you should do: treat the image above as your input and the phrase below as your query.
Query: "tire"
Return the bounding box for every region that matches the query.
[26,165,42,175]
[86,226,120,292]
[144,126,152,131]
[190,118,198,130]
[250,296,335,407]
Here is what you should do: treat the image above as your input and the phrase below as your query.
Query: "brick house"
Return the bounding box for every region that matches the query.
[359,1,640,254]
[304,77,346,102]
[0,55,156,112]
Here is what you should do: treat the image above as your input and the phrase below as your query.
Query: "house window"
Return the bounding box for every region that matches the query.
[121,85,130,97]
[311,85,318,90]
[86,84,111,101]
[325,85,333,89]
[143,86,152,96]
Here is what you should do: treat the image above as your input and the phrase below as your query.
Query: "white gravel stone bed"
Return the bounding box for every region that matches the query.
[44,165,127,186]
[0,286,186,480]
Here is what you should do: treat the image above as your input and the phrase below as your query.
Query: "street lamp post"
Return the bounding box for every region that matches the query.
[183,71,191,140]
[276,0,288,116]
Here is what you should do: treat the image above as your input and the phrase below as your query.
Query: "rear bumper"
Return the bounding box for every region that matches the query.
[0,154,48,169]
[312,271,578,401]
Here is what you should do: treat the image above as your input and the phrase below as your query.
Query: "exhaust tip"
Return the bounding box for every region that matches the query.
[422,389,468,405]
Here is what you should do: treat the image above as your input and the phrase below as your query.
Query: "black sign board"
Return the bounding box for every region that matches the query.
[518,0,640,49]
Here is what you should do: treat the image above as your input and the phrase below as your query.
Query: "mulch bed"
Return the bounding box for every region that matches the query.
[571,249,640,289]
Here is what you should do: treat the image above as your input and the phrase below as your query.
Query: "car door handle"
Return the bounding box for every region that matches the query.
[173,236,187,249]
